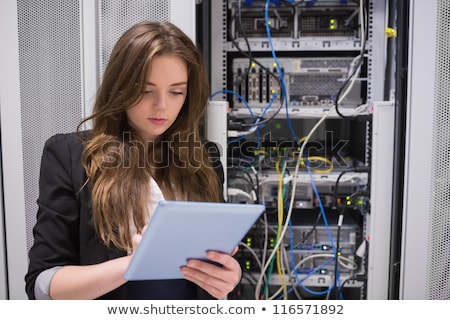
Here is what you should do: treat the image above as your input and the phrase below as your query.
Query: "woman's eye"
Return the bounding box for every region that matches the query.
[171,91,185,95]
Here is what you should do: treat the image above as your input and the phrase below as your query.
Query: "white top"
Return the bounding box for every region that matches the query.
[148,177,165,220]
[128,177,165,240]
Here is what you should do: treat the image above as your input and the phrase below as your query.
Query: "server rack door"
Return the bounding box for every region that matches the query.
[0,0,197,300]
[401,0,450,300]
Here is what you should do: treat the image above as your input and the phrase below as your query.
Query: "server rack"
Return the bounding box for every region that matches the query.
[208,0,392,300]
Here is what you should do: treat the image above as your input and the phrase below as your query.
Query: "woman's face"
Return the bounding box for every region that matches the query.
[126,55,188,142]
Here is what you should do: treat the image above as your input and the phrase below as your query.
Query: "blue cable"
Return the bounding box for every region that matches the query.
[286,188,337,297]
[292,257,336,296]
[210,89,254,118]
[281,201,334,299]
[336,270,344,299]
[305,158,343,297]
[210,89,262,148]
[264,0,299,143]
[304,159,336,255]
[229,93,277,145]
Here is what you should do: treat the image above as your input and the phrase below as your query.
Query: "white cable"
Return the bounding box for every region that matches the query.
[239,242,268,285]
[227,187,255,201]
[355,240,367,258]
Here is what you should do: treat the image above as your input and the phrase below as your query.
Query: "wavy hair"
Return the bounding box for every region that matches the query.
[77,21,221,251]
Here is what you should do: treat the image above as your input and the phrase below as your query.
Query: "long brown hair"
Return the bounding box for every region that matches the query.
[77,21,221,251]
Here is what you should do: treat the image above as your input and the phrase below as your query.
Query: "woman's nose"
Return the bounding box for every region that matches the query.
[152,92,167,109]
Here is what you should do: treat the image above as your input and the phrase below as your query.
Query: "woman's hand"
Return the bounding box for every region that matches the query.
[133,227,242,299]
[180,246,241,299]
[131,226,147,254]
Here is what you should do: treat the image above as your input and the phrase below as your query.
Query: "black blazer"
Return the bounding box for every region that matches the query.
[25,131,224,299]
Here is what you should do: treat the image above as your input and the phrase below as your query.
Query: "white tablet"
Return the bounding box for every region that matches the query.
[124,200,265,280]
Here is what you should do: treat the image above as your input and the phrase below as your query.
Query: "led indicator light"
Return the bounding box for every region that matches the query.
[330,19,336,30]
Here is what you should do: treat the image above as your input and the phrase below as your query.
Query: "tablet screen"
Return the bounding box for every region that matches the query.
[125,200,265,280]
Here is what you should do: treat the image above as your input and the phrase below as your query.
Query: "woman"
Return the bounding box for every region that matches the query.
[25,21,241,300]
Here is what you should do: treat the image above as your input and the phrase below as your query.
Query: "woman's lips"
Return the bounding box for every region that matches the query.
[148,118,167,125]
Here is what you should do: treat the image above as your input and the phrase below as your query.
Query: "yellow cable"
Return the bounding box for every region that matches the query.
[297,136,306,145]
[254,149,269,156]
[275,155,287,299]
[296,137,334,173]
[301,155,334,174]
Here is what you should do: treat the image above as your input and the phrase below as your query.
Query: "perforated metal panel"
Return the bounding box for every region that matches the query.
[98,0,171,77]
[426,0,450,300]
[17,0,194,254]
[17,0,84,251]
